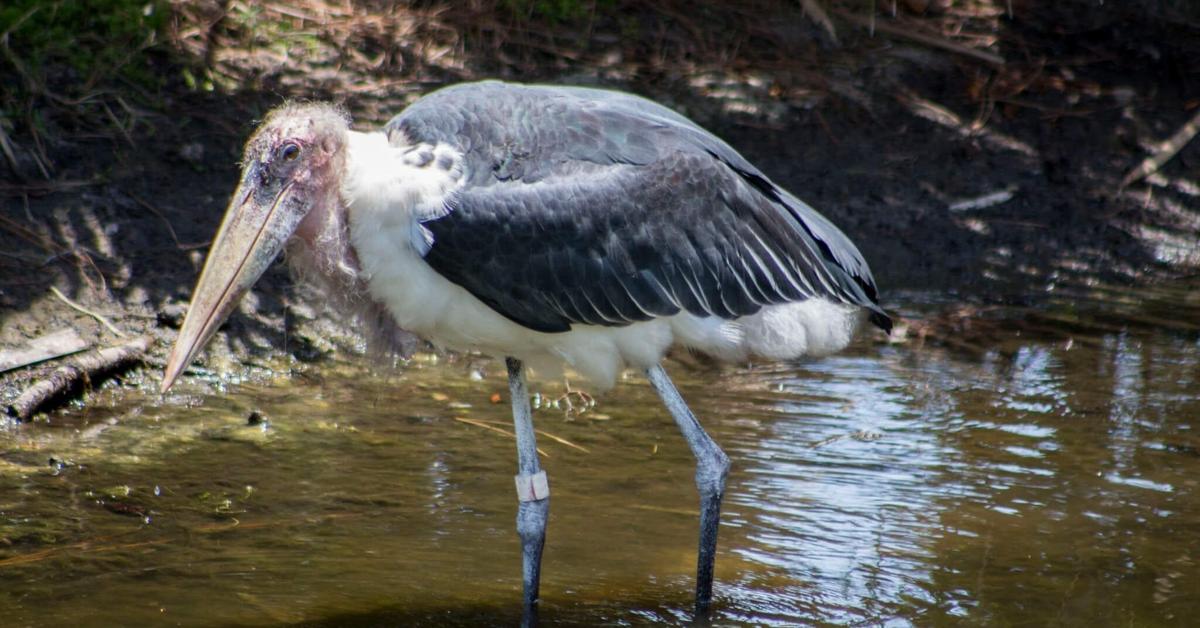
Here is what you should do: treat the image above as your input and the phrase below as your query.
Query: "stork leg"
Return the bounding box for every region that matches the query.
[645,363,730,617]
[506,357,549,625]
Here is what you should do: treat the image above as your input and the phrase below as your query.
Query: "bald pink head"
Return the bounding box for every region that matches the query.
[161,102,352,391]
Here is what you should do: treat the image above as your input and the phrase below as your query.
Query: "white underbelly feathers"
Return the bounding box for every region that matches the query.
[351,216,863,389]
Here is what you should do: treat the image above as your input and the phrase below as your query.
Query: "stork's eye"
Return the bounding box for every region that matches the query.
[279,143,301,162]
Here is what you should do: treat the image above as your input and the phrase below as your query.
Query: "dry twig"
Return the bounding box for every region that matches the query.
[1120,107,1200,189]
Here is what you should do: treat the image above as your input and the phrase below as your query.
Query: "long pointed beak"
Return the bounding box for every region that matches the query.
[161,168,306,392]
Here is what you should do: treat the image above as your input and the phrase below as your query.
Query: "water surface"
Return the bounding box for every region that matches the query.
[2,287,1198,626]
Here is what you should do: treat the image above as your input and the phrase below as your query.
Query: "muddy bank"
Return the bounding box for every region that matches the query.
[2,1,1197,410]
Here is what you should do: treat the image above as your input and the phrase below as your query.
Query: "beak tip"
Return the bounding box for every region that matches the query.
[160,346,186,394]
[160,365,179,394]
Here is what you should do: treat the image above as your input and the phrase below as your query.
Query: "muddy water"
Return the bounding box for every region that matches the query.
[2,289,1199,626]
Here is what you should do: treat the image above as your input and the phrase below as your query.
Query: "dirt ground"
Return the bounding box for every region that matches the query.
[2,0,1198,415]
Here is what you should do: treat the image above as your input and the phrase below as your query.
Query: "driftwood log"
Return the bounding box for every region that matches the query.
[5,336,154,421]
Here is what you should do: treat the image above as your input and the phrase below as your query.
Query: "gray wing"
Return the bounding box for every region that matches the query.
[385,81,890,334]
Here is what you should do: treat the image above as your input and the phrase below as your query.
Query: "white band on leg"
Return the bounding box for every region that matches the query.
[514,470,550,502]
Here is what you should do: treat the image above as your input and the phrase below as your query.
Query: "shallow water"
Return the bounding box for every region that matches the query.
[2,287,1199,626]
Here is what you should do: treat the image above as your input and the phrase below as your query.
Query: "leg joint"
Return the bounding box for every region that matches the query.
[695,448,730,496]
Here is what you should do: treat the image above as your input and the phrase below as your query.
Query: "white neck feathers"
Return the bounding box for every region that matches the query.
[342,130,464,255]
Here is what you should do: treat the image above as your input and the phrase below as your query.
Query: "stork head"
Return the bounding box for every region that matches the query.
[162,103,350,392]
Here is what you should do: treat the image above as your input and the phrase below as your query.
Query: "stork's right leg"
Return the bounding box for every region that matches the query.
[645,363,730,617]
[506,357,549,625]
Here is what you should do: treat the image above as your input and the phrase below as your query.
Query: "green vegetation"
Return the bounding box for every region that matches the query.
[0,1,169,176]
[0,0,166,93]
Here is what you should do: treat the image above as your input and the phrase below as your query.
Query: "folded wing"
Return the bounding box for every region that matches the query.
[385,81,890,334]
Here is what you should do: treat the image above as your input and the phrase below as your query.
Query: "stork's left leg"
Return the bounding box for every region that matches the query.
[506,357,550,623]
[645,363,730,617]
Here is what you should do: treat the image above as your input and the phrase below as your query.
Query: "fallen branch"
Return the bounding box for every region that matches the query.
[6,336,153,421]
[1120,107,1200,189]
[0,328,88,373]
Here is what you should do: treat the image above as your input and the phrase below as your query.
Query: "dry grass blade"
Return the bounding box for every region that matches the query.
[50,286,125,337]
[532,428,589,453]
[465,418,590,453]
[454,417,549,457]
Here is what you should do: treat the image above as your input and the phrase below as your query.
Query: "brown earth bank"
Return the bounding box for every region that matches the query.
[1,0,1198,414]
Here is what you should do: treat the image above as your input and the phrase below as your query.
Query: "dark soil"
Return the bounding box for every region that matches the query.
[2,0,1198,413]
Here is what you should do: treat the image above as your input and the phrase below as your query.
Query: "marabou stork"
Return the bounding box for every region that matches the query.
[161,80,891,620]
